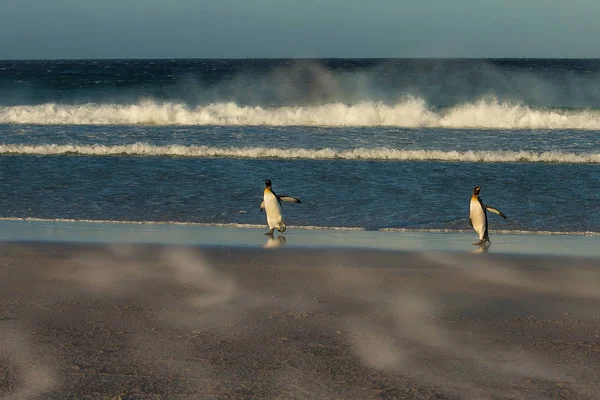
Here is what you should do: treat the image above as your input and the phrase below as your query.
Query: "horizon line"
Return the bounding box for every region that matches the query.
[2,56,600,62]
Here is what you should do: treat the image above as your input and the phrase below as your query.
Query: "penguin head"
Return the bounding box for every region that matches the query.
[264,179,272,188]
[473,186,481,195]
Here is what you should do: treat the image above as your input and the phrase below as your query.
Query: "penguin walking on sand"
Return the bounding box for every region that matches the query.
[260,180,301,236]
[469,186,507,245]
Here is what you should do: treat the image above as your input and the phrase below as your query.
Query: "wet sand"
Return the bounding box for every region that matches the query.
[2,219,600,257]
[1,242,600,399]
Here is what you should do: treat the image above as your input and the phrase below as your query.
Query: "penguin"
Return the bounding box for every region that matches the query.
[259,179,301,236]
[469,186,507,245]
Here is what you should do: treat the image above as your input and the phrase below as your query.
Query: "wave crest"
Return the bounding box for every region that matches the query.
[2,99,600,129]
[2,143,599,163]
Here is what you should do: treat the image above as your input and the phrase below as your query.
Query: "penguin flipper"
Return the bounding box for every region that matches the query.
[278,196,301,204]
[469,218,473,227]
[259,201,265,212]
[484,205,507,219]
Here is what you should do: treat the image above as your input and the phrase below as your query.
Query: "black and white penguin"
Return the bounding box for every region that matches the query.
[469,186,507,245]
[260,179,301,236]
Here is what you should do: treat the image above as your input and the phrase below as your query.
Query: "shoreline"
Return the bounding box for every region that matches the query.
[1,218,599,258]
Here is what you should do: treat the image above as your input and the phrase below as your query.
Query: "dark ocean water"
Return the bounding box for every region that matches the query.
[0,59,599,234]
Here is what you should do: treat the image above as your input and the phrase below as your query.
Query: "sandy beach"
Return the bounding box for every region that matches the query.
[1,222,600,399]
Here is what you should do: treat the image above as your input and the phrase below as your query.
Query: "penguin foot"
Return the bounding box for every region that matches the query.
[265,229,275,236]
[472,240,483,246]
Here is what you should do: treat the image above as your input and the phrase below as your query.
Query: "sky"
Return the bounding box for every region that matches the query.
[1,0,599,59]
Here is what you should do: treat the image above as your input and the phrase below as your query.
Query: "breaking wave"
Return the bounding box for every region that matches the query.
[2,99,600,129]
[2,143,599,163]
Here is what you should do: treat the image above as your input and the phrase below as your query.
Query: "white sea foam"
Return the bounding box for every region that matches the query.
[1,143,599,163]
[2,99,600,129]
[1,217,599,236]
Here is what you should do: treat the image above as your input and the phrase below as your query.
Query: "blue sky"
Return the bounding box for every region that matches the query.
[1,0,599,59]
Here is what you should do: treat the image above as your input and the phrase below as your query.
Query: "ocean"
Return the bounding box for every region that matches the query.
[1,59,599,235]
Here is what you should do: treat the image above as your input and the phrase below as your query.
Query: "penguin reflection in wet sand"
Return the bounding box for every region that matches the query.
[469,186,507,245]
[260,180,301,236]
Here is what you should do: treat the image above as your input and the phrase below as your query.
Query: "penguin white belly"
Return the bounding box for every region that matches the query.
[470,198,486,240]
[264,192,285,230]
